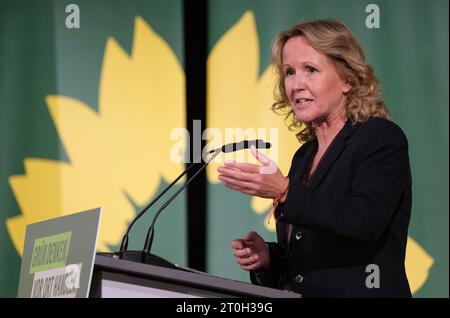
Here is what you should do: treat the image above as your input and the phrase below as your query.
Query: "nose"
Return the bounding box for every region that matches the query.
[292,73,306,91]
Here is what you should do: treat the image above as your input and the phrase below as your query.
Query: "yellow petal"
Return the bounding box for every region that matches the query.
[406,236,434,294]
[207,11,299,221]
[7,16,185,254]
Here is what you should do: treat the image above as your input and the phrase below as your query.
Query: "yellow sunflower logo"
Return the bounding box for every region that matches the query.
[7,17,186,252]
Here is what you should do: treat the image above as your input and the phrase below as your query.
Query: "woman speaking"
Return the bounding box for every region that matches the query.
[217,19,412,298]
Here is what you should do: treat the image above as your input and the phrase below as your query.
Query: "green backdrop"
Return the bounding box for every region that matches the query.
[0,0,186,297]
[1,0,448,297]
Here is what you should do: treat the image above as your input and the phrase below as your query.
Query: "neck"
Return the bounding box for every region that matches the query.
[314,114,346,151]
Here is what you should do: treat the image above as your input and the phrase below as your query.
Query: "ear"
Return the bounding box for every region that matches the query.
[342,80,352,94]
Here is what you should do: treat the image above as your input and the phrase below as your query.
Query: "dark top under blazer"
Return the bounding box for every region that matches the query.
[251,118,412,297]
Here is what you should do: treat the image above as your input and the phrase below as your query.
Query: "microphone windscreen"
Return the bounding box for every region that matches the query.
[252,139,271,149]
[221,139,271,153]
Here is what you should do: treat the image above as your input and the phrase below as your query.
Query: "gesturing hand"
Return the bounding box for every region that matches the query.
[217,145,288,200]
[230,231,270,271]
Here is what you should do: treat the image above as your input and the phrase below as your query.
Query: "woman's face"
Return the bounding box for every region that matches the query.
[282,36,351,123]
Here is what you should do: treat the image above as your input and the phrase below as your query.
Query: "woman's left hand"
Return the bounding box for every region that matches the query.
[217,145,288,199]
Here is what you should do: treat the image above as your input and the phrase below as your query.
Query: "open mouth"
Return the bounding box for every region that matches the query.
[294,98,314,106]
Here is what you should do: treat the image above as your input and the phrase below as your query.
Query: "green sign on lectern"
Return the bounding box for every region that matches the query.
[17,208,102,298]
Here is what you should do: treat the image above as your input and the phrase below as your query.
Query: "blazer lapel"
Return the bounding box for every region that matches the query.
[310,120,358,187]
[292,140,317,182]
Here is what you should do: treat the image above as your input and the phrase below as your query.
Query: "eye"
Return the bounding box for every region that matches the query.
[305,65,317,74]
[284,67,295,76]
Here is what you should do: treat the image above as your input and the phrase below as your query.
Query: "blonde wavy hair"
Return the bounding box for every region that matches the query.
[272,19,389,142]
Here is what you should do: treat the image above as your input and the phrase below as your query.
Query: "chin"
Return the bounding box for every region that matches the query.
[294,110,316,123]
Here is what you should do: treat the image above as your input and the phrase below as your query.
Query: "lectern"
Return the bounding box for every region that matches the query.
[90,255,301,298]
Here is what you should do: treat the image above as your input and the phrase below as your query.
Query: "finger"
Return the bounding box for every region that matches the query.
[259,160,279,175]
[240,254,261,270]
[241,258,261,271]
[223,182,256,196]
[217,167,255,182]
[241,263,261,271]
[232,247,252,258]
[219,175,257,192]
[230,239,245,249]
[219,175,256,195]
[235,255,257,266]
[250,145,270,165]
[224,161,261,173]
[244,231,260,242]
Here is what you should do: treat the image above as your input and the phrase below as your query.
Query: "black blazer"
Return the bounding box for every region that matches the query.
[251,118,412,298]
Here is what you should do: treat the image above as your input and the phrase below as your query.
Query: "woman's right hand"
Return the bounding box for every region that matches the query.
[217,145,289,201]
[230,231,270,271]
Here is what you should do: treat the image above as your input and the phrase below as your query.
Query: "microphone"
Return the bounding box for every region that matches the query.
[143,139,271,255]
[104,139,271,268]
[209,139,271,154]
[118,161,197,252]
